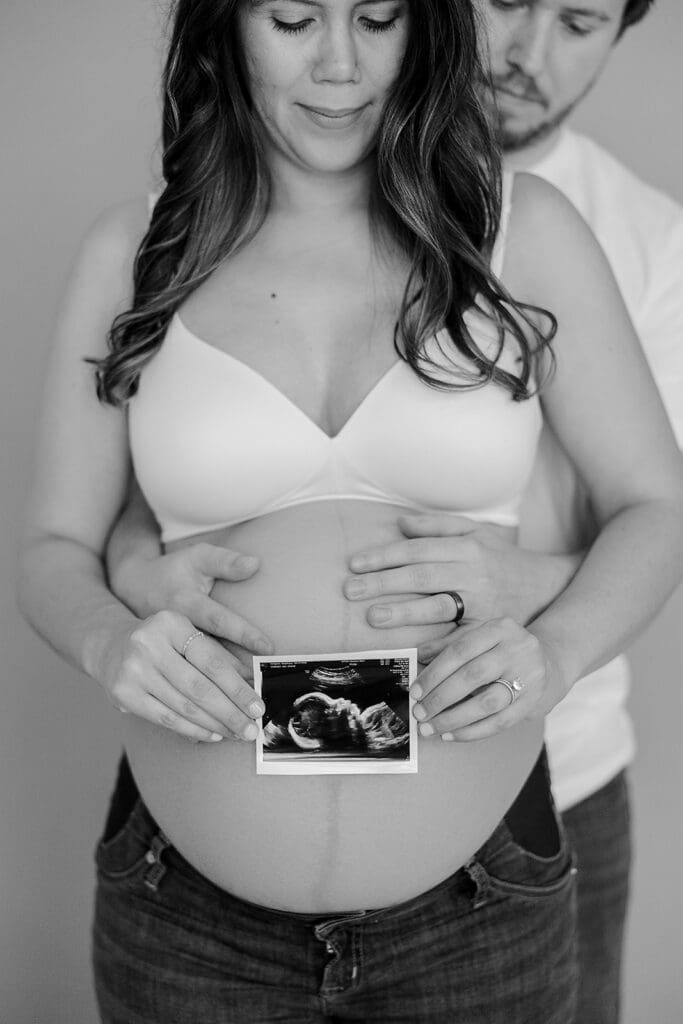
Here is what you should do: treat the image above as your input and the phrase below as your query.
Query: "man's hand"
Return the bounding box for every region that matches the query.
[110,541,273,659]
[106,479,273,663]
[343,513,581,663]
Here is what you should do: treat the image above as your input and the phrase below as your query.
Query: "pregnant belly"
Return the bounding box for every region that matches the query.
[122,500,542,912]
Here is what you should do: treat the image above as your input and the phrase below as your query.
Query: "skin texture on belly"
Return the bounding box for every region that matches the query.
[122,500,542,912]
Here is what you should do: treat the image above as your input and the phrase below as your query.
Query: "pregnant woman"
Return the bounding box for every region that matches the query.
[18,0,683,1021]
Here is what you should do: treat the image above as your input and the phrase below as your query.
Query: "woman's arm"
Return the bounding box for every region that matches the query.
[411,174,683,740]
[17,202,264,743]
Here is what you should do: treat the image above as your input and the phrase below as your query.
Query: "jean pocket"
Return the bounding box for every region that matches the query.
[95,798,151,882]
[478,816,577,900]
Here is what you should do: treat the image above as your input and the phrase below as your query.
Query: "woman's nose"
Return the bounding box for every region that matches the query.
[312,23,361,84]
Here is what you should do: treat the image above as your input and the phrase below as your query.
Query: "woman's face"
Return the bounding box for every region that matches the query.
[237,0,410,175]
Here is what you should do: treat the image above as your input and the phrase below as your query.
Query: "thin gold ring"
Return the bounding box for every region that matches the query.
[181,630,204,660]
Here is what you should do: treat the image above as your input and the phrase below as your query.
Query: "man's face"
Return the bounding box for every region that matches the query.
[478,0,627,152]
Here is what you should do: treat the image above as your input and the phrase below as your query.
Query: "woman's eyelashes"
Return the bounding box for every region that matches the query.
[271,16,399,35]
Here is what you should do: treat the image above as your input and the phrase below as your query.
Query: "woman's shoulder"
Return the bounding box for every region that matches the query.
[67,196,151,318]
[80,196,150,270]
[503,171,612,301]
[509,171,592,245]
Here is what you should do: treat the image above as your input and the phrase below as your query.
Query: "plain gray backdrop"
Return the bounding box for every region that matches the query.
[2,1,682,1021]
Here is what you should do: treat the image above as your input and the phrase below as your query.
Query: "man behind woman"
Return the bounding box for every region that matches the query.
[18,0,683,1020]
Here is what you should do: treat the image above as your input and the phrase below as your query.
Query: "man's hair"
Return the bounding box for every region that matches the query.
[620,0,655,36]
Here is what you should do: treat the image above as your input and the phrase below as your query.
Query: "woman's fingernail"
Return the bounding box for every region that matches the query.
[410,684,423,700]
[419,723,435,737]
[209,733,223,742]
[235,555,258,572]
[345,579,366,599]
[349,554,369,571]
[370,606,392,624]
[441,732,454,742]
[243,723,258,741]
[249,701,265,718]
[413,703,427,721]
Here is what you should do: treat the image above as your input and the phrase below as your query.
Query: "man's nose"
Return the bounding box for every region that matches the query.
[506,12,554,79]
[312,23,361,83]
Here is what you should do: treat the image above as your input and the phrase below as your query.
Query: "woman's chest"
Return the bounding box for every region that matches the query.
[179,250,408,437]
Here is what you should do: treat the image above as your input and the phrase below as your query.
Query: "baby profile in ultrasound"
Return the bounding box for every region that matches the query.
[255,654,417,774]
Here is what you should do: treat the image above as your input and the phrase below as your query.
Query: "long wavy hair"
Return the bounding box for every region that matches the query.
[93,0,555,406]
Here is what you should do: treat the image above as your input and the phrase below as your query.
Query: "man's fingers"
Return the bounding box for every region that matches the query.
[348,539,458,574]
[193,542,261,582]
[183,592,273,653]
[397,513,479,538]
[344,562,464,600]
[366,594,459,629]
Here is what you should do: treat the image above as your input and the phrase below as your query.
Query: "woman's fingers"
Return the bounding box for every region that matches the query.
[144,668,235,738]
[106,610,265,742]
[410,618,546,740]
[417,632,458,664]
[153,644,259,740]
[140,691,225,744]
[412,620,505,702]
[176,632,265,737]
[182,589,273,653]
[113,665,226,743]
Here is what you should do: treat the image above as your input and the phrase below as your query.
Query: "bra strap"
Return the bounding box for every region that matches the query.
[490,170,514,279]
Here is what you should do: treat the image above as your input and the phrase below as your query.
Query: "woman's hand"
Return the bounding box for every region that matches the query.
[410,617,569,742]
[99,609,266,743]
[109,541,274,656]
[343,513,580,662]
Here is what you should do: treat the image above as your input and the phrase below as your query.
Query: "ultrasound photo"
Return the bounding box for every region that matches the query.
[253,649,418,774]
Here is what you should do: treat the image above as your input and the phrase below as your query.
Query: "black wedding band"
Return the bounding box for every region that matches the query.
[445,590,465,624]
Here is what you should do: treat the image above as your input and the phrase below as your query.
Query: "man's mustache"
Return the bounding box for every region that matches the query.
[490,72,548,108]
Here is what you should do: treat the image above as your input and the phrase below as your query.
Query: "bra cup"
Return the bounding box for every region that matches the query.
[129,317,542,542]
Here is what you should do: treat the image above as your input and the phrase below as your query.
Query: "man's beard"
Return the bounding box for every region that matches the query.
[496,101,578,153]
[482,70,594,154]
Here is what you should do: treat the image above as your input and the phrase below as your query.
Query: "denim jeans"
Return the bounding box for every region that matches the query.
[92,754,577,1023]
[562,771,631,1024]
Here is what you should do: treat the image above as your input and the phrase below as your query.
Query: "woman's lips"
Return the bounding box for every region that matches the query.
[299,103,369,129]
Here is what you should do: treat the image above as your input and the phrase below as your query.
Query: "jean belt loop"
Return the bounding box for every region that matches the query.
[464,858,490,910]
[143,830,172,892]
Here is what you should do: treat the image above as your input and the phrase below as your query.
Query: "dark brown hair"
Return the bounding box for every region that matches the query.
[93,0,555,406]
[620,0,655,37]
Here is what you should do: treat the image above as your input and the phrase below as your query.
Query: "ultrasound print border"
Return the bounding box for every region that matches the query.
[253,649,418,775]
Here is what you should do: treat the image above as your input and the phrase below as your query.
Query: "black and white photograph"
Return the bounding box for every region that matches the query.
[254,650,418,773]
[5,0,683,1021]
